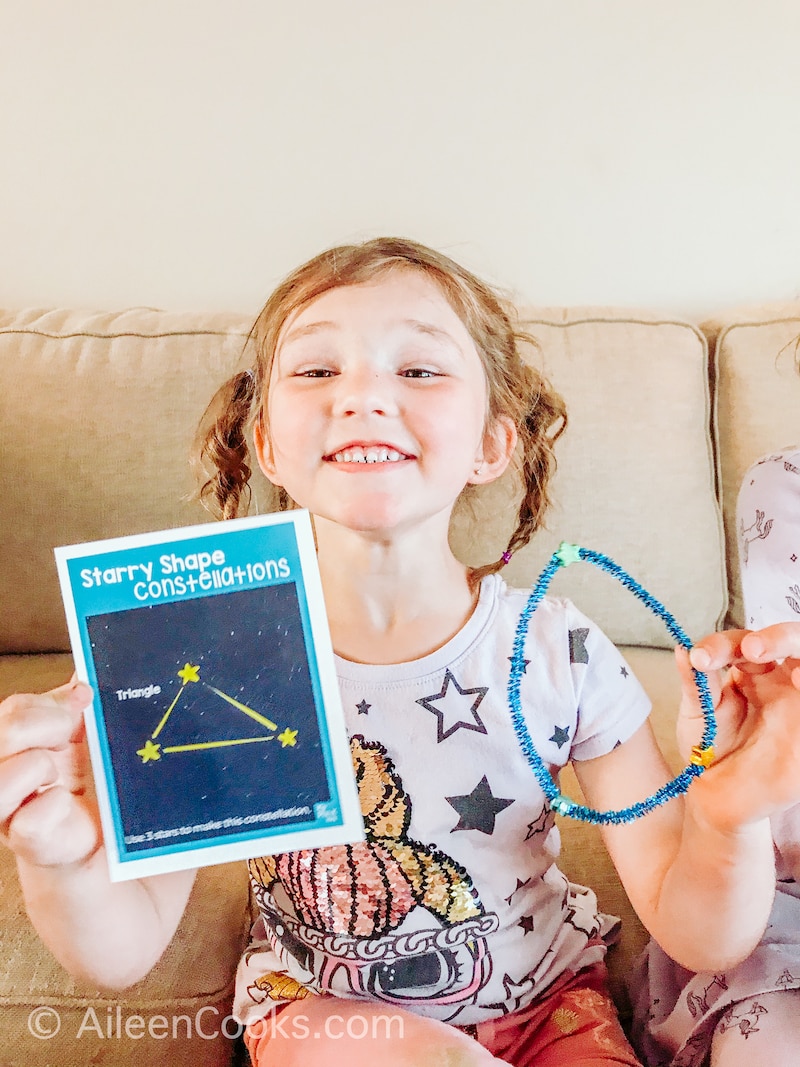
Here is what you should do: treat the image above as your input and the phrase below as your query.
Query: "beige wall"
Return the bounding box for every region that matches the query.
[3,0,800,315]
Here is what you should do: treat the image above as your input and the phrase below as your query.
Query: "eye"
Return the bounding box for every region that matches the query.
[400,367,438,379]
[295,367,336,378]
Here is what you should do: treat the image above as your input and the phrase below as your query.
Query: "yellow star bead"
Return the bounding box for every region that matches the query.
[690,745,715,768]
[137,739,162,763]
[277,728,298,748]
[177,663,200,684]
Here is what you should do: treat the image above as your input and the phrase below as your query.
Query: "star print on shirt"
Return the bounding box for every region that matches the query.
[446,775,514,834]
[507,655,530,674]
[525,804,552,841]
[356,699,371,715]
[620,665,629,678]
[416,668,488,742]
[485,972,537,1015]
[568,628,590,664]
[517,915,535,936]
[549,725,570,748]
[504,877,532,905]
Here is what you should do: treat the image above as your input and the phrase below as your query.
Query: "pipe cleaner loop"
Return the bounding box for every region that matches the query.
[507,542,717,826]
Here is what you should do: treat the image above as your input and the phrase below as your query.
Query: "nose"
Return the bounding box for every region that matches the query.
[331,365,397,418]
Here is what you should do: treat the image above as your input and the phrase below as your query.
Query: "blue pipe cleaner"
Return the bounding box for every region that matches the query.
[508,542,717,826]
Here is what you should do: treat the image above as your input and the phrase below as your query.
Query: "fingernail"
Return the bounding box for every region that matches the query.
[746,637,765,660]
[691,648,711,670]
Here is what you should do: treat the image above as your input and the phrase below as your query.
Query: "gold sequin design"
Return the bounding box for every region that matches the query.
[248,735,482,935]
[550,1006,580,1034]
[253,971,312,1002]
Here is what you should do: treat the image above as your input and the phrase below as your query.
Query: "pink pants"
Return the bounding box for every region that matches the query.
[245,962,643,1066]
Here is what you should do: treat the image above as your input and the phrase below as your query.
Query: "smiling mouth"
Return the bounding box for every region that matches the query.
[327,446,411,464]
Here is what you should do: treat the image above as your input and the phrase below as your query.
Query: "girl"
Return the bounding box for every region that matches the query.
[630,446,800,1067]
[3,238,800,1067]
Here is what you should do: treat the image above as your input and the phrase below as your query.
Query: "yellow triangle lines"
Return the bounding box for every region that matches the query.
[137,663,296,764]
[163,736,274,753]
[151,685,185,740]
[204,685,278,730]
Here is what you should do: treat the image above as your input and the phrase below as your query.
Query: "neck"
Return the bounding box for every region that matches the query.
[313,517,479,664]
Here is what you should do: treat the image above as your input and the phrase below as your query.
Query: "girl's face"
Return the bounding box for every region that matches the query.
[254,270,515,539]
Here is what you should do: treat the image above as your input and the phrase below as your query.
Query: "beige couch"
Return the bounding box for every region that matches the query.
[1,302,800,1066]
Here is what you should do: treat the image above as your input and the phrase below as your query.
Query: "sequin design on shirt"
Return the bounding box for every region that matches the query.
[247,735,499,1018]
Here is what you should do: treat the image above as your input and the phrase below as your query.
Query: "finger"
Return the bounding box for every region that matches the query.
[0,683,92,758]
[740,623,800,665]
[0,750,59,826]
[689,630,752,672]
[676,646,707,708]
[6,786,99,868]
[677,645,722,709]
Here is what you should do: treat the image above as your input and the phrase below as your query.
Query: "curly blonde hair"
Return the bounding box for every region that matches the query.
[195,236,567,579]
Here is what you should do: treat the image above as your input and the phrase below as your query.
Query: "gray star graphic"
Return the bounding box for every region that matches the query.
[446,775,513,834]
[416,668,488,742]
[507,655,530,674]
[568,628,590,664]
[549,725,570,748]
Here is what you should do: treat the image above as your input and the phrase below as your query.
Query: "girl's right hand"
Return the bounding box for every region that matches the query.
[0,679,101,868]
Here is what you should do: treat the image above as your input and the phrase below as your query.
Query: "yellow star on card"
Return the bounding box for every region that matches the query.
[177,663,200,684]
[277,728,298,748]
[137,739,162,763]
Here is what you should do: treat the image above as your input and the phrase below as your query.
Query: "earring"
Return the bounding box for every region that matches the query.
[474,465,483,476]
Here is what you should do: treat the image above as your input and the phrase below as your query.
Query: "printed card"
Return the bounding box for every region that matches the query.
[55,511,364,881]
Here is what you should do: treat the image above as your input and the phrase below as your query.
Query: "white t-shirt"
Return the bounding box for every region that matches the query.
[233,574,650,1027]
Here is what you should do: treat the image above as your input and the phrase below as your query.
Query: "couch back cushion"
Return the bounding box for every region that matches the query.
[0,306,725,654]
[450,308,725,647]
[0,309,256,653]
[703,303,800,627]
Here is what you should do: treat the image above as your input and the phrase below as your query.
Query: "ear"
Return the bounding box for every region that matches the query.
[253,416,284,487]
[469,415,517,485]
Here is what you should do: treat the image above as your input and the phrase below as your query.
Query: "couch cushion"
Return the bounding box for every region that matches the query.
[702,303,800,627]
[0,309,261,654]
[450,308,725,647]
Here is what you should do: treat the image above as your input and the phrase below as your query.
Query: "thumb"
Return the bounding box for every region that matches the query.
[676,645,723,720]
[50,678,93,740]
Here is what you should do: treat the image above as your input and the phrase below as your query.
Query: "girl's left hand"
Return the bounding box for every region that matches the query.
[676,623,800,829]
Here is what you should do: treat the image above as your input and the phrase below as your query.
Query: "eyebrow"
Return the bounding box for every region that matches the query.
[281,318,462,349]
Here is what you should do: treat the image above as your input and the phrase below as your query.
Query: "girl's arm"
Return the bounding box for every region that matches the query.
[573,628,800,973]
[0,681,197,989]
[574,720,776,973]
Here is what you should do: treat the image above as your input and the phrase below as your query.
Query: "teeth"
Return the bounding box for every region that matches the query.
[332,447,404,464]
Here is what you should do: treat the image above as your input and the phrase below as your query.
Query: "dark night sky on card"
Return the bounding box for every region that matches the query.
[86,583,331,851]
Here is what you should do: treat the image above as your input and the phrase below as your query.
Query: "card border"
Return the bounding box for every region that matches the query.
[55,511,364,880]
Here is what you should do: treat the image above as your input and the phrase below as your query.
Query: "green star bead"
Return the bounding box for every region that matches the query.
[555,542,582,568]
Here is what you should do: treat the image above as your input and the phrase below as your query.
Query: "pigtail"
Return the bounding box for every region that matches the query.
[194,369,257,520]
[506,364,567,557]
[470,347,567,585]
